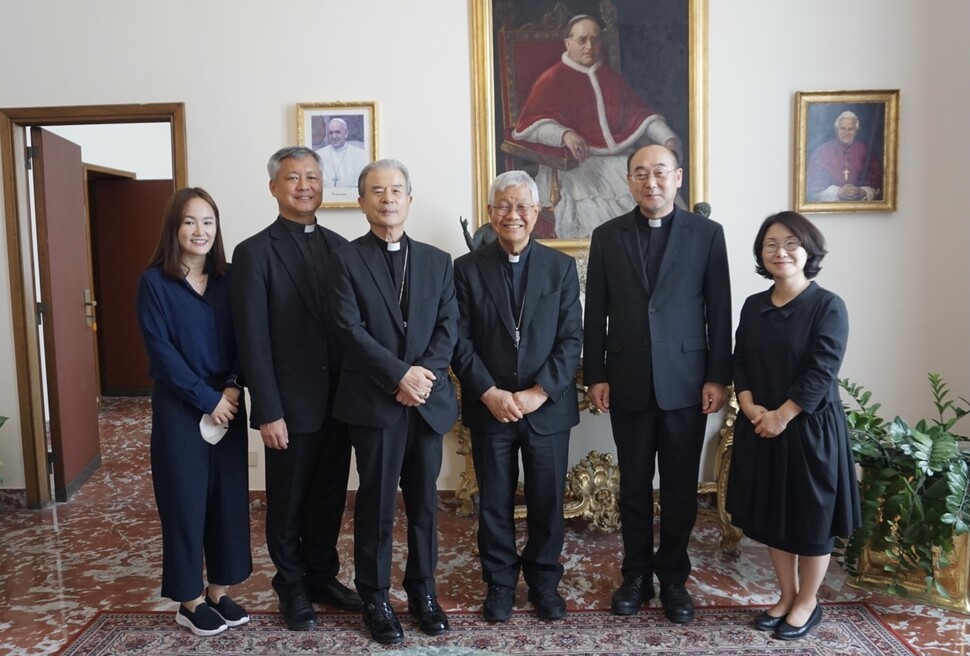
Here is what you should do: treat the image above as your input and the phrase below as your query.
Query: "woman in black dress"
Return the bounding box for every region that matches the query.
[727,211,860,641]
[137,188,252,636]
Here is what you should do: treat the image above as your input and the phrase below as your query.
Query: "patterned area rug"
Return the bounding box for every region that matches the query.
[58,604,914,656]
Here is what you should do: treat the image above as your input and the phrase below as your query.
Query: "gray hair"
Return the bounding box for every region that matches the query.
[488,170,539,205]
[267,146,321,179]
[357,159,412,197]
[834,110,860,130]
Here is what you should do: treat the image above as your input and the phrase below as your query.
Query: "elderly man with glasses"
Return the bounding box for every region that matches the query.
[452,170,583,623]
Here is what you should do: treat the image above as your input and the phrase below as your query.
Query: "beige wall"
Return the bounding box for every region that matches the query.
[1,0,968,492]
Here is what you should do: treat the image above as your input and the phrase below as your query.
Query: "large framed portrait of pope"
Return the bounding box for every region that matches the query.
[296,101,378,209]
[470,0,708,255]
[793,89,899,214]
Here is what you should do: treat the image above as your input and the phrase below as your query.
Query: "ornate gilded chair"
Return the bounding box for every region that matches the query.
[452,370,743,554]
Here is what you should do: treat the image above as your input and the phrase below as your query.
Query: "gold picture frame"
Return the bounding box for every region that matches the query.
[794,90,899,214]
[469,0,709,255]
[296,101,378,209]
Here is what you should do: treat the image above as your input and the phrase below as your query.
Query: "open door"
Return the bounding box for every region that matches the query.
[90,176,174,395]
[30,127,102,501]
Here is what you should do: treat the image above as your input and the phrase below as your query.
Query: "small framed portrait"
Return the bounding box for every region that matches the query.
[794,90,899,214]
[296,101,378,209]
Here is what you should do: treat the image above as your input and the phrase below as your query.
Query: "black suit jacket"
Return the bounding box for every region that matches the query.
[453,240,582,435]
[328,233,459,436]
[583,207,732,411]
[231,217,348,431]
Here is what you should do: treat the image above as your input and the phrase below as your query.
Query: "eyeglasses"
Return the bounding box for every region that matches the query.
[763,238,802,253]
[628,168,679,184]
[492,204,536,217]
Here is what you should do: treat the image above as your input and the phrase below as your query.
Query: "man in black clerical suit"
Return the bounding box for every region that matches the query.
[231,146,360,631]
[584,144,731,624]
[452,170,582,623]
[328,159,458,645]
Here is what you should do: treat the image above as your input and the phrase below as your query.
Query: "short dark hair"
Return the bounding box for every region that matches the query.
[753,211,827,280]
[626,144,680,173]
[147,187,227,279]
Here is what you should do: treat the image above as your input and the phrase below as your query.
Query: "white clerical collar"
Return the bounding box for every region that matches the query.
[648,218,662,228]
[508,253,520,263]
[561,51,601,75]
[386,240,402,252]
[304,223,316,233]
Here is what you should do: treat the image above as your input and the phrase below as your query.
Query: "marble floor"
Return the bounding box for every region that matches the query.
[0,397,967,655]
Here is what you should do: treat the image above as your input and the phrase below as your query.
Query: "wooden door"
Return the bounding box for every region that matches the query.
[30,127,102,501]
[90,177,174,395]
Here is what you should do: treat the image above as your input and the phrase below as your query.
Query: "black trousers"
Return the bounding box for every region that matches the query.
[471,423,570,592]
[264,411,352,589]
[609,393,706,586]
[349,409,443,604]
[150,383,252,601]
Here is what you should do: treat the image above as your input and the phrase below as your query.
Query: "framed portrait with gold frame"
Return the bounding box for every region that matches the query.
[296,101,378,209]
[794,89,899,214]
[469,0,708,255]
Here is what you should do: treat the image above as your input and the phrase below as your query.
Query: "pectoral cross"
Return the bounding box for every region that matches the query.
[514,329,520,349]
[332,173,341,186]
[843,165,850,182]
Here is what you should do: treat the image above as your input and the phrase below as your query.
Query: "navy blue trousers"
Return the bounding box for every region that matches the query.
[150,383,252,601]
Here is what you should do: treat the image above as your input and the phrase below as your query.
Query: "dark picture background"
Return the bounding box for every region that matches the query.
[491,0,691,202]
[806,102,886,164]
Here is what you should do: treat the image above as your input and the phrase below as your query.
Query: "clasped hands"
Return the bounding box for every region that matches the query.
[740,398,801,439]
[836,184,867,201]
[211,387,240,425]
[481,385,548,424]
[395,366,436,407]
[742,405,786,438]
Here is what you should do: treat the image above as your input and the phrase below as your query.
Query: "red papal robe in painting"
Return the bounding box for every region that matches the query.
[513,53,679,238]
[806,139,883,202]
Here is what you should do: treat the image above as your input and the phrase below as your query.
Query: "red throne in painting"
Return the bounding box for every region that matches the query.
[495,3,621,236]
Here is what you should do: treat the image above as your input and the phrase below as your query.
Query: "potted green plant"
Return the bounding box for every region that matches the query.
[837,374,970,612]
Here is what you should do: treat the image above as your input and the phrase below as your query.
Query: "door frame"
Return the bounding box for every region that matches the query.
[0,103,187,507]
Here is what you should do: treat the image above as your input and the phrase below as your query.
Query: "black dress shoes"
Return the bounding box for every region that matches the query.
[610,573,655,616]
[483,584,515,622]
[658,583,695,624]
[528,588,566,620]
[754,610,786,631]
[308,577,363,611]
[774,602,822,640]
[408,594,450,636]
[362,601,404,645]
[277,585,317,631]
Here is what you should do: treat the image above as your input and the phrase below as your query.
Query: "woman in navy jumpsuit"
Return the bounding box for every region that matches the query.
[137,188,251,636]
